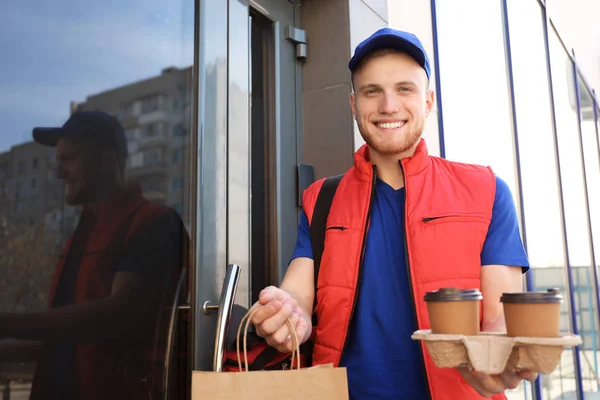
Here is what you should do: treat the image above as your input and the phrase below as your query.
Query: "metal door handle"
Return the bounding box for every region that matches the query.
[163,267,187,400]
[203,264,240,372]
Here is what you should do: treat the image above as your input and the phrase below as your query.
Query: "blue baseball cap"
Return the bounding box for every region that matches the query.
[348,28,431,79]
[33,111,128,158]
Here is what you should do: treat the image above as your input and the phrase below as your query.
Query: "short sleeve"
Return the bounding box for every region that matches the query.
[117,210,185,286]
[481,176,530,273]
[289,210,313,263]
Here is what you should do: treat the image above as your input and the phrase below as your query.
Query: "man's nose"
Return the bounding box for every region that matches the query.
[379,92,400,114]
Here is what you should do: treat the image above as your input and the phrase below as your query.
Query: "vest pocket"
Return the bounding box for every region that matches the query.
[421,213,489,225]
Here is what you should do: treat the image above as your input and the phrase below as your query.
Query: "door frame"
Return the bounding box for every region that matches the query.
[193,0,303,373]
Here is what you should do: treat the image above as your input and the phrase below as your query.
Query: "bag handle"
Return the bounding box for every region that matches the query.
[235,308,301,372]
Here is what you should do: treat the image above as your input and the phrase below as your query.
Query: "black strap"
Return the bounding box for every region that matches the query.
[309,174,343,324]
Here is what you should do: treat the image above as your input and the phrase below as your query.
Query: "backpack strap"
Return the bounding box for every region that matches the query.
[309,174,343,325]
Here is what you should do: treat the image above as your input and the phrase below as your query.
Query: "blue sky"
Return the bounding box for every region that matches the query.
[0,0,194,152]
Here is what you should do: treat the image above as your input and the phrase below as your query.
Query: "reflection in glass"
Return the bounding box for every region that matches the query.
[505,0,578,398]
[578,75,600,393]
[0,1,193,398]
[549,28,591,397]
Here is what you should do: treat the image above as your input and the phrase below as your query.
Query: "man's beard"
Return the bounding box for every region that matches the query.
[358,120,424,156]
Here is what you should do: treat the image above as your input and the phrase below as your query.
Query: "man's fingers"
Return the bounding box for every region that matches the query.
[517,370,538,382]
[250,300,282,329]
[258,286,289,305]
[292,309,309,344]
[269,322,290,344]
[457,367,495,398]
[255,300,294,338]
[472,371,507,395]
[500,368,523,390]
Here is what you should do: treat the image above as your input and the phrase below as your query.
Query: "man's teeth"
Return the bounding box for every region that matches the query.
[377,122,404,129]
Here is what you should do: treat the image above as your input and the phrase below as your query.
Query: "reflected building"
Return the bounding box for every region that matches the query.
[72,66,193,226]
[0,66,193,248]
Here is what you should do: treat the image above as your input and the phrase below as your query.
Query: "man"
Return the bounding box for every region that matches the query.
[250,28,536,399]
[0,111,186,399]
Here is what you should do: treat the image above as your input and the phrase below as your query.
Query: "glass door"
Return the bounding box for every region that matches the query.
[194,0,303,379]
[0,1,195,399]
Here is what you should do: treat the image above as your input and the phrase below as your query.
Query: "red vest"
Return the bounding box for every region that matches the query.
[303,140,506,400]
[31,185,181,400]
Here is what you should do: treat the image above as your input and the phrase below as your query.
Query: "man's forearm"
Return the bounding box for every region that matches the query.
[481,264,523,332]
[0,339,41,363]
[0,296,147,344]
[280,257,315,318]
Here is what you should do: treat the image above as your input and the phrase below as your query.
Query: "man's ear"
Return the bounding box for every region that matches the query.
[350,92,357,119]
[425,89,435,117]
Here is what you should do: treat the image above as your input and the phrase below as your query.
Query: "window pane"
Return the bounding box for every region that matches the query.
[578,75,600,393]
[506,0,578,398]
[436,0,518,198]
[0,1,193,397]
[549,27,592,396]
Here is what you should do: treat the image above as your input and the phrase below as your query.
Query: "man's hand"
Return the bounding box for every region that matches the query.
[458,365,538,398]
[250,286,312,353]
[466,264,534,397]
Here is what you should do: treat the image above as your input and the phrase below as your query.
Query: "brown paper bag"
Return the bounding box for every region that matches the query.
[192,309,349,399]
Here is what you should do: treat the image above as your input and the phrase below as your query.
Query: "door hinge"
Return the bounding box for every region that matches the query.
[285,26,307,61]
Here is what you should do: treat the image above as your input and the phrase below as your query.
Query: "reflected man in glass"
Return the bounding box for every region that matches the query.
[0,111,187,400]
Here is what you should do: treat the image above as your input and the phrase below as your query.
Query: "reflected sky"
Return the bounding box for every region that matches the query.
[0,0,194,152]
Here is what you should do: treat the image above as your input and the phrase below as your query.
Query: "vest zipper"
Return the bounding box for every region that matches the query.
[341,165,377,353]
[399,160,433,400]
[422,216,447,222]
[326,226,347,231]
[422,215,480,222]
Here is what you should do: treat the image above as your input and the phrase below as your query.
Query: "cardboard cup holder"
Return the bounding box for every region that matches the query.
[411,330,582,375]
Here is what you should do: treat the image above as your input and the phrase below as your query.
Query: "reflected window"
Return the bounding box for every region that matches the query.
[173,124,185,136]
[143,148,162,165]
[171,177,183,191]
[141,95,164,114]
[172,148,183,163]
[125,128,137,141]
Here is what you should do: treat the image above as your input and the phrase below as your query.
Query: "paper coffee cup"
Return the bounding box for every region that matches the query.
[500,288,563,337]
[424,287,482,335]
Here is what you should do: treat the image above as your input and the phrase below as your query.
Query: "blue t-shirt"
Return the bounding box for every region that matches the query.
[290,175,529,400]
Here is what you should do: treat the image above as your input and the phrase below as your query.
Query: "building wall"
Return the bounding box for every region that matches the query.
[301,0,355,180]
[301,0,392,179]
